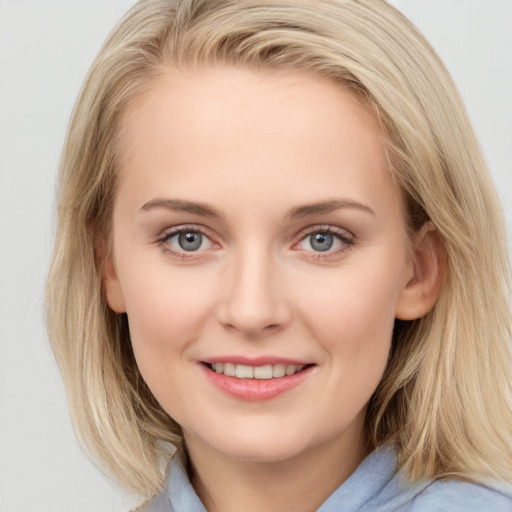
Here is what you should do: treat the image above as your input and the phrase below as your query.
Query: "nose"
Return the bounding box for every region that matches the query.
[217,248,291,337]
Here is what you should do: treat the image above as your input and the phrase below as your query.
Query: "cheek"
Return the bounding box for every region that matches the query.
[119,267,217,375]
[303,263,399,338]
[298,265,399,384]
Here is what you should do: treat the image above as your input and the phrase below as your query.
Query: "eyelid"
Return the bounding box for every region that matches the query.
[155,224,220,258]
[154,223,355,260]
[292,224,356,256]
[299,224,355,241]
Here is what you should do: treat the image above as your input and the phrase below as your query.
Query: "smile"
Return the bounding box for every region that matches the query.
[207,362,306,379]
[201,361,314,401]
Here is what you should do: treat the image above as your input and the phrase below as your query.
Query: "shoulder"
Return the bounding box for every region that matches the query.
[351,446,512,512]
[132,490,171,512]
[405,479,512,512]
[133,454,206,512]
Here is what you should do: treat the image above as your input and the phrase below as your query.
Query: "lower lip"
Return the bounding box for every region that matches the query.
[201,364,313,401]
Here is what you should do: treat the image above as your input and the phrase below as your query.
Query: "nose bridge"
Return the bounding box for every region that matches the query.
[218,242,289,335]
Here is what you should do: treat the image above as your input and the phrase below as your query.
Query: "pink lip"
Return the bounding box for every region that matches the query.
[204,356,311,366]
[200,363,314,401]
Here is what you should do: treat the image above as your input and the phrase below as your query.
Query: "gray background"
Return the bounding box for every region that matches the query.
[1,1,511,511]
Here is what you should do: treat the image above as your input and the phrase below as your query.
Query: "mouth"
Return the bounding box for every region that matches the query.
[203,362,312,380]
[200,360,315,400]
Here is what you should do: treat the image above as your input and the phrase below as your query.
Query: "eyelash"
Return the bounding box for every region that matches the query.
[294,226,355,259]
[155,225,355,260]
[156,225,217,259]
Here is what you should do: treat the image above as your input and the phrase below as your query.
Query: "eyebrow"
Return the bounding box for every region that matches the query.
[139,197,375,219]
[139,198,222,217]
[286,199,375,219]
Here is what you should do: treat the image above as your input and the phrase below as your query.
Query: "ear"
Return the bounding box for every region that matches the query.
[395,223,445,321]
[96,236,126,314]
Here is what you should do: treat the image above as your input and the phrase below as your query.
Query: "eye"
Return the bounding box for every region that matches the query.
[306,232,336,252]
[163,228,214,253]
[297,228,354,254]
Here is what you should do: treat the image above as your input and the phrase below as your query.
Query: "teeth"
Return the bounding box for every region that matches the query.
[253,365,272,379]
[211,363,305,379]
[224,363,235,377]
[273,364,286,378]
[286,364,297,376]
[235,364,254,379]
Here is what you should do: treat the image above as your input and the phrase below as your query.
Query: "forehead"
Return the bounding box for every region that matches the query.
[115,65,400,218]
[119,66,383,155]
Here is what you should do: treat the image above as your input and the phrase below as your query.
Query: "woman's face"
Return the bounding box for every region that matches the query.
[105,66,418,466]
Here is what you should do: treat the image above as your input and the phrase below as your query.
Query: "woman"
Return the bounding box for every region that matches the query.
[46,1,512,510]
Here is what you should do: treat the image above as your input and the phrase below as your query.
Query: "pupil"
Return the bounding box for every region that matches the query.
[178,232,202,251]
[311,232,333,252]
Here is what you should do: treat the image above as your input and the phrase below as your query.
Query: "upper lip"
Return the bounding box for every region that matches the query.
[202,356,313,366]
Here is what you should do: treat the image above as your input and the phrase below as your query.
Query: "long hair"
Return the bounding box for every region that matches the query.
[46,0,512,496]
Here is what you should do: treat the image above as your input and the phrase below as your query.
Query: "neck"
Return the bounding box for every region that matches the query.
[184,428,369,512]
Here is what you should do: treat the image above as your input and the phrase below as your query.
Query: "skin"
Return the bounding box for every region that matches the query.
[104,66,441,512]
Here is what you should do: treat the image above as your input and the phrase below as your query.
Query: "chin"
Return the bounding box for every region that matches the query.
[196,427,319,464]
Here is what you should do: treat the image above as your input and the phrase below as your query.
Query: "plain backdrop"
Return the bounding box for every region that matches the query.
[1,1,511,511]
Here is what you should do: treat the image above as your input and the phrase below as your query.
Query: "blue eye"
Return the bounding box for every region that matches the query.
[297,229,352,253]
[166,230,213,252]
[309,232,334,252]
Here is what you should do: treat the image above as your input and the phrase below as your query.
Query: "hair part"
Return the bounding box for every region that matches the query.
[46,0,512,496]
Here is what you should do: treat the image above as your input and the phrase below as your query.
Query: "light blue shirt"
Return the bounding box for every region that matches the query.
[139,445,512,511]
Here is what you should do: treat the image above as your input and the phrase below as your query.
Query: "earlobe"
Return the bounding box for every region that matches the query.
[395,223,445,321]
[103,258,127,313]
[96,236,127,314]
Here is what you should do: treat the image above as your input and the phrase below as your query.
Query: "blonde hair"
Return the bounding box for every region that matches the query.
[46,0,512,497]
